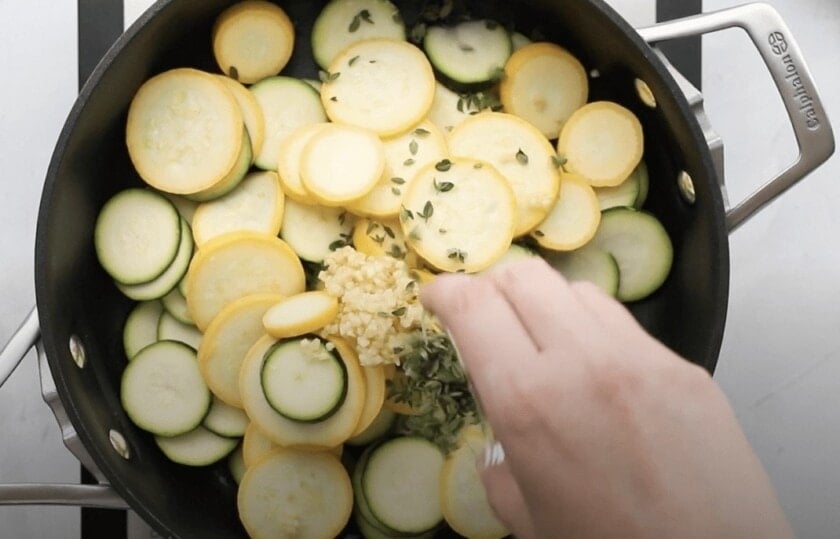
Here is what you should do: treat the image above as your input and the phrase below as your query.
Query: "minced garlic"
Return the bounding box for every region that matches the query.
[319,247,429,366]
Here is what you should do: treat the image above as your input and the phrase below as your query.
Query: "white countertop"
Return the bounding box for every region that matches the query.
[1,0,839,537]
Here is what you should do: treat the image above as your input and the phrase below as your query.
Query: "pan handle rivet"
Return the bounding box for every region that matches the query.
[678,171,696,205]
[68,335,86,369]
[635,79,657,108]
[109,429,131,460]
[589,69,601,79]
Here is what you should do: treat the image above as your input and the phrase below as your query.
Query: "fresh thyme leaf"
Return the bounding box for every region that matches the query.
[360,9,373,23]
[391,187,402,196]
[329,71,341,81]
[366,221,377,235]
[228,66,239,81]
[409,139,419,156]
[383,226,396,239]
[516,148,529,165]
[433,178,455,193]
[438,228,448,234]
[534,230,546,238]
[318,70,331,83]
[372,234,386,244]
[421,200,434,221]
[400,206,414,221]
[338,211,347,225]
[349,9,373,32]
[552,154,569,172]
[414,128,431,137]
[473,162,484,169]
[329,239,349,251]
[403,158,416,167]
[348,55,360,66]
[458,43,475,53]
[391,177,406,185]
[392,307,407,316]
[330,96,338,102]
[435,159,452,172]
[447,248,466,263]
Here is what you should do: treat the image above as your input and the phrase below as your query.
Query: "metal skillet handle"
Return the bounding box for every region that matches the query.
[0,312,127,509]
[638,2,835,232]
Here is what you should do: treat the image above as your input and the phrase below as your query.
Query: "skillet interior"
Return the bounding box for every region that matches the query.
[35,0,729,536]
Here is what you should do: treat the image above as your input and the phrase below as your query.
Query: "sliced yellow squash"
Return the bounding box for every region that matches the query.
[280,199,356,263]
[440,427,509,539]
[500,42,588,139]
[448,112,561,236]
[212,0,294,84]
[242,422,277,467]
[238,448,352,539]
[300,123,385,206]
[198,293,283,407]
[531,173,601,251]
[276,122,331,204]
[557,101,644,187]
[262,291,339,339]
[192,171,284,246]
[239,335,366,448]
[352,218,418,266]
[348,120,449,218]
[321,39,436,136]
[400,158,516,273]
[126,68,243,195]
[352,365,386,436]
[186,129,252,203]
[216,75,266,159]
[185,232,305,331]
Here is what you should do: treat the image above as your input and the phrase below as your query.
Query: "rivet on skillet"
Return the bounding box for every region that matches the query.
[589,69,601,79]
[635,78,657,108]
[678,171,697,205]
[68,335,87,369]
[109,429,131,460]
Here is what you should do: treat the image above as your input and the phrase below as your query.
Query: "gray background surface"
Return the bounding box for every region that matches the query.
[1,0,839,537]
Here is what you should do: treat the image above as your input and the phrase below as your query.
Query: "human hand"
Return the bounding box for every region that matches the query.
[421,258,793,539]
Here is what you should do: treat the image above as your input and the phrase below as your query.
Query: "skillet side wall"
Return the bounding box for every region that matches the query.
[34,0,728,537]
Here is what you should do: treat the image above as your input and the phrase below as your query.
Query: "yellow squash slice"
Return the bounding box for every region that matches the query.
[531,173,601,251]
[262,291,339,339]
[557,101,644,187]
[448,112,561,236]
[198,293,284,407]
[400,158,516,273]
[349,120,449,218]
[238,448,352,539]
[242,422,277,467]
[300,123,385,206]
[276,122,331,204]
[216,75,266,159]
[352,365,386,436]
[126,68,243,195]
[321,39,436,136]
[192,171,285,246]
[185,232,305,331]
[500,42,588,139]
[212,0,294,84]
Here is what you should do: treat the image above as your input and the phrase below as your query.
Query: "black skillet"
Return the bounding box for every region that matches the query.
[2,0,832,536]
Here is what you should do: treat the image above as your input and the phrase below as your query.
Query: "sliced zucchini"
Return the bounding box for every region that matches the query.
[311,0,406,69]
[126,68,243,195]
[590,207,673,302]
[262,291,339,339]
[260,338,348,423]
[423,20,511,86]
[448,112,562,236]
[242,422,277,467]
[238,449,353,539]
[155,426,238,467]
[542,244,620,298]
[300,123,385,206]
[321,39,436,137]
[280,199,355,263]
[250,76,327,171]
[484,243,537,272]
[203,396,250,438]
[217,75,266,160]
[440,427,509,539]
[352,365,386,436]
[198,293,284,407]
[157,311,203,351]
[121,340,211,437]
[192,171,285,246]
[228,443,247,484]
[95,189,181,285]
[400,158,517,273]
[348,120,449,219]
[347,407,395,446]
[116,218,194,301]
[426,82,483,135]
[500,42,589,139]
[595,170,641,211]
[159,191,198,223]
[239,335,366,448]
[531,173,601,251]
[557,101,644,187]
[185,128,253,203]
[185,232,305,331]
[123,300,163,360]
[352,443,399,536]
[634,160,650,209]
[212,0,294,84]
[276,122,331,204]
[362,437,445,534]
[161,288,192,325]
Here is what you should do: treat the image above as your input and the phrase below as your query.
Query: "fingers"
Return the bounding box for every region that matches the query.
[420,272,539,421]
[480,458,538,539]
